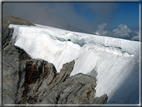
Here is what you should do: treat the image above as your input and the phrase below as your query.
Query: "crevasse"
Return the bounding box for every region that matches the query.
[9,24,140,104]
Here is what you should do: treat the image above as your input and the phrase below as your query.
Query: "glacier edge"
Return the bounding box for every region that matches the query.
[9,24,140,104]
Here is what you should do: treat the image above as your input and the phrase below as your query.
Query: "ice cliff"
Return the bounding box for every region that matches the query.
[9,23,140,104]
[3,15,109,105]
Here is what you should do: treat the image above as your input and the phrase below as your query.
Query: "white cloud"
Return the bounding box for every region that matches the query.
[112,24,132,38]
[94,23,139,41]
[94,23,108,36]
[131,36,139,41]
[130,31,139,41]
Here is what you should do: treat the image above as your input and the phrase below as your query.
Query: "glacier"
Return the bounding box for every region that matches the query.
[9,24,140,104]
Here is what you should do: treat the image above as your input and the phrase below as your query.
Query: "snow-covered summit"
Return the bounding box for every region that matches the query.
[9,24,140,104]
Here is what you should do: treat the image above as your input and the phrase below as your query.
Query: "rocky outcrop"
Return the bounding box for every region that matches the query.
[43,73,96,104]
[2,15,33,104]
[2,15,108,105]
[87,94,108,104]
[3,40,31,104]
[15,59,107,104]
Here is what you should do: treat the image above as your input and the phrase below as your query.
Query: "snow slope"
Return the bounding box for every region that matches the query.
[9,24,140,104]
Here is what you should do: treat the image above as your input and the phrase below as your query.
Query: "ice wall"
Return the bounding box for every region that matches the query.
[9,24,140,104]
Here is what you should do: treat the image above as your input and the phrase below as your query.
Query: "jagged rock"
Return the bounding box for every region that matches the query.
[16,60,57,104]
[15,59,107,104]
[42,73,96,104]
[2,15,32,104]
[87,94,108,104]
[3,41,31,104]
[16,60,75,104]
[3,44,19,104]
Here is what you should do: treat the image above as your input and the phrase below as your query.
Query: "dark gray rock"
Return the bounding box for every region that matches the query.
[16,60,57,104]
[15,60,75,104]
[2,40,31,104]
[87,94,108,104]
[2,15,33,104]
[15,59,108,104]
[44,73,96,104]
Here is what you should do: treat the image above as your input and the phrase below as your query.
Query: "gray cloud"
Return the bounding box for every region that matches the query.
[3,3,118,33]
[131,35,139,41]
[130,30,139,41]
[85,3,118,26]
[3,3,93,32]
[94,23,108,35]
[40,3,93,31]
[3,3,57,26]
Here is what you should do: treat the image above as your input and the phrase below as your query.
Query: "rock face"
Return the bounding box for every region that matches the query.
[2,15,33,104]
[14,59,107,104]
[3,50,108,104]
[3,38,31,104]
[2,15,108,105]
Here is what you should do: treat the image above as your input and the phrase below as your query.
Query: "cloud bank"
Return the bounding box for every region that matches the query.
[94,23,139,41]
[3,3,92,32]
[2,3,118,32]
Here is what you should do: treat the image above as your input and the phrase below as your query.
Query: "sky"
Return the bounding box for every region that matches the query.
[2,2,140,41]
